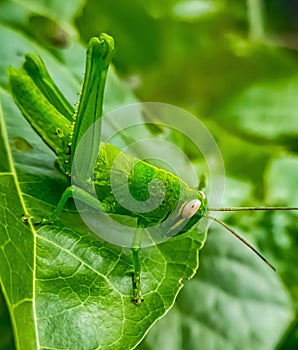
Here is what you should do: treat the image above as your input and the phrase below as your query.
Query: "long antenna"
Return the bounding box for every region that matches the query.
[206,215,276,271]
[208,207,298,212]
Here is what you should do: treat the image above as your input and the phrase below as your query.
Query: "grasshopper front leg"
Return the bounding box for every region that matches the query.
[131,223,145,305]
[50,186,145,306]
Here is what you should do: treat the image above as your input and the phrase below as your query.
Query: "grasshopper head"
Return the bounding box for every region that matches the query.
[178,190,208,234]
[158,189,208,237]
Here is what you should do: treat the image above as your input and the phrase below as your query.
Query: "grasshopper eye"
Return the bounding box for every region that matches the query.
[182,199,201,219]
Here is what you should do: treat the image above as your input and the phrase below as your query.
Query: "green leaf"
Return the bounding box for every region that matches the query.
[215,75,298,151]
[0,23,207,350]
[138,176,294,350]
[0,0,86,36]
[0,104,38,348]
[0,255,15,350]
[0,2,296,349]
[0,84,207,350]
[139,226,293,350]
[264,156,298,301]
[265,156,298,206]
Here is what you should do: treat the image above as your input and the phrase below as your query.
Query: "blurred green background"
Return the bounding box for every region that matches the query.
[0,0,298,349]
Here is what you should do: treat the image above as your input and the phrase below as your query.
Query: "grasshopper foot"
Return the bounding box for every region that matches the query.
[132,295,144,306]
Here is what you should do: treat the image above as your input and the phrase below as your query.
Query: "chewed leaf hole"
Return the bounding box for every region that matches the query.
[11,137,33,151]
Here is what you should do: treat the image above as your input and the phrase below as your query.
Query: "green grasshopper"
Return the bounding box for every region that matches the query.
[7,33,298,305]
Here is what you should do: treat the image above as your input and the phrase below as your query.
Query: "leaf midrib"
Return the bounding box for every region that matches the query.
[0,102,40,349]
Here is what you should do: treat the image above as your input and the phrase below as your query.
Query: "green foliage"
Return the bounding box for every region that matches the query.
[139,229,292,350]
[0,9,207,350]
[0,0,298,349]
